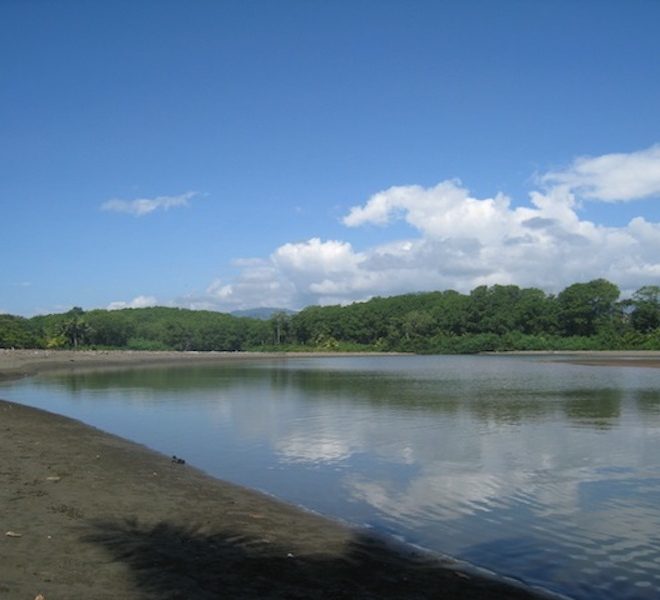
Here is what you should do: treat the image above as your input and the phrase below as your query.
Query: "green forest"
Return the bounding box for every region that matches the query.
[1,279,659,354]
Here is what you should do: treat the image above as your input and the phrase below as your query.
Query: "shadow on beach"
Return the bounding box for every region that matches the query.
[83,518,539,600]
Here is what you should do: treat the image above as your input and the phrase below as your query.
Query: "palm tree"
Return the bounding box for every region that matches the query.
[60,307,90,348]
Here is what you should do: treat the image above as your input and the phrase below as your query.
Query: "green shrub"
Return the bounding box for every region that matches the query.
[126,337,170,351]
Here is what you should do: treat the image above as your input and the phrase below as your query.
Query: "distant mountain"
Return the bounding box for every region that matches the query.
[230,307,296,320]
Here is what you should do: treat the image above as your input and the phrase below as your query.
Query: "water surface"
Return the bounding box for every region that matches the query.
[2,355,660,599]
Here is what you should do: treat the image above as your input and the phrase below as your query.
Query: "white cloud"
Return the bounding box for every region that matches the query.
[541,144,660,202]
[343,180,513,239]
[184,146,660,312]
[101,191,198,216]
[274,237,361,275]
[196,262,297,312]
[107,295,158,310]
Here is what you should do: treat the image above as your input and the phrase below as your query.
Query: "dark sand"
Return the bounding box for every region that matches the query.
[0,349,372,382]
[486,350,660,369]
[0,350,587,599]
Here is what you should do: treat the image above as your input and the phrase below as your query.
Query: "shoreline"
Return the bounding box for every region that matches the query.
[0,349,396,383]
[0,406,553,600]
[481,349,660,369]
[2,347,660,385]
[0,350,556,599]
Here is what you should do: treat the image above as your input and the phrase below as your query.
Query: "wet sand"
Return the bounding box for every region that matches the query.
[487,350,660,369]
[0,350,563,599]
[0,349,385,382]
[555,350,660,369]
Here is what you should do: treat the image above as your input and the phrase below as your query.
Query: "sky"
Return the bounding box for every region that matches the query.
[2,0,660,317]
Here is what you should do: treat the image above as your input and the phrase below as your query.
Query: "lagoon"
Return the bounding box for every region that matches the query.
[2,354,660,599]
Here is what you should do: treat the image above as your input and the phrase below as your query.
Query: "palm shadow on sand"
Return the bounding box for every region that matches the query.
[83,518,539,600]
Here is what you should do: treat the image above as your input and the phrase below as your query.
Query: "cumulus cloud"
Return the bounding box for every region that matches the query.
[101,191,198,216]
[187,146,660,312]
[540,144,660,202]
[107,295,158,310]
[196,262,297,312]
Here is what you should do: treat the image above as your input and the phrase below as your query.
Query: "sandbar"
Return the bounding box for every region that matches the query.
[485,350,660,369]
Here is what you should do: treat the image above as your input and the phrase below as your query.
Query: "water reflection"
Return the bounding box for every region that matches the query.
[3,355,660,600]
[34,358,648,426]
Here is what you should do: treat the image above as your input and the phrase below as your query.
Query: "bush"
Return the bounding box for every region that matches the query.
[126,338,170,351]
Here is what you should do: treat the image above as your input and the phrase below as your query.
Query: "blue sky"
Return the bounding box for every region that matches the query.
[2,0,660,316]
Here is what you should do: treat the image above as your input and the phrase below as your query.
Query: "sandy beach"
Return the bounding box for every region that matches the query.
[4,348,645,599]
[486,350,660,369]
[0,349,374,382]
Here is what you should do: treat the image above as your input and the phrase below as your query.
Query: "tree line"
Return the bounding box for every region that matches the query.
[1,279,659,353]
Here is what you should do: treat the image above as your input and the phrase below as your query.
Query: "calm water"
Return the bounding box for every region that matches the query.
[3,355,660,599]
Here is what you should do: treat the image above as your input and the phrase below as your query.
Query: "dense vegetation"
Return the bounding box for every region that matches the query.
[1,279,659,353]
